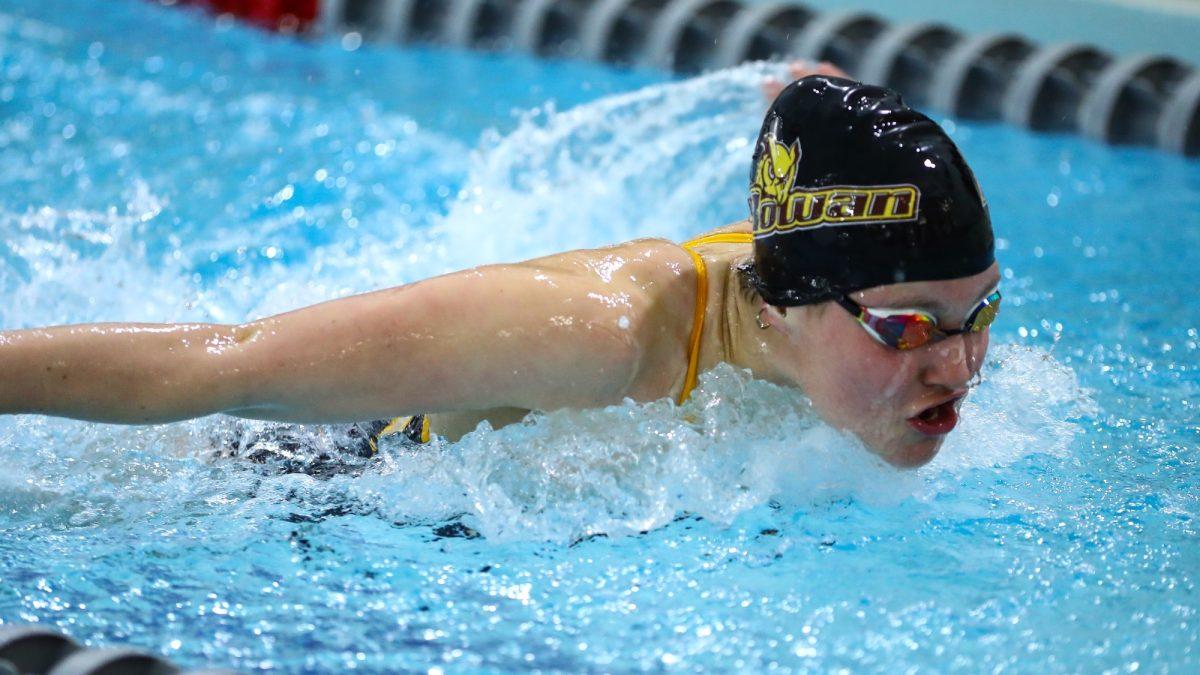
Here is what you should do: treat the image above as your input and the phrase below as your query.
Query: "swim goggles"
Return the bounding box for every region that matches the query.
[834,289,1002,351]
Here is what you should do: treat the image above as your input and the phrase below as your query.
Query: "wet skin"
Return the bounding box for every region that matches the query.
[0,221,996,468]
[674,223,1000,469]
[751,264,1000,468]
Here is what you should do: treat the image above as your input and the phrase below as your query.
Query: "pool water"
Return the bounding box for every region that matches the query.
[1,1,1198,672]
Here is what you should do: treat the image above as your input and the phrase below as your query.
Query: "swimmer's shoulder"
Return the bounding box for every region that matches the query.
[573,221,754,400]
[508,236,687,297]
[565,219,754,283]
[689,220,754,240]
[507,220,751,282]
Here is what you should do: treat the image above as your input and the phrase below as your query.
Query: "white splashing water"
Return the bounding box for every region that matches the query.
[433,63,776,266]
[933,343,1095,473]
[337,344,1093,545]
[0,181,198,325]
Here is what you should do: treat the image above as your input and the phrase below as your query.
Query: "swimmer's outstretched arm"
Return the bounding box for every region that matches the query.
[0,261,646,424]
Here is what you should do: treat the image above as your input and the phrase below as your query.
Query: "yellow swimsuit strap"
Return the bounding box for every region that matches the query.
[678,232,754,404]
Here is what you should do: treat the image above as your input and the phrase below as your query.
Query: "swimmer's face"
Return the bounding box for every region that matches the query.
[763,263,1001,468]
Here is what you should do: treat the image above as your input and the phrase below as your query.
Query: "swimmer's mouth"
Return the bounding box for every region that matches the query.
[906,394,965,436]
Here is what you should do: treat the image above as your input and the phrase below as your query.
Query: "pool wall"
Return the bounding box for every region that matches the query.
[293,0,1200,156]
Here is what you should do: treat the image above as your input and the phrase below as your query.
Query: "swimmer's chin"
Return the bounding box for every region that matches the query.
[874,437,944,469]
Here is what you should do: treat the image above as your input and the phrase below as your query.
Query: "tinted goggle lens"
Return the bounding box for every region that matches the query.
[855,289,1002,350]
[966,291,1002,333]
[872,313,936,350]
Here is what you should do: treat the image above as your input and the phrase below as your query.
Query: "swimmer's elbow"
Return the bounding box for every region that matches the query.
[200,323,278,416]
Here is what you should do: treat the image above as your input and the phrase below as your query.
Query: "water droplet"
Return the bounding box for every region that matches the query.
[341,32,363,52]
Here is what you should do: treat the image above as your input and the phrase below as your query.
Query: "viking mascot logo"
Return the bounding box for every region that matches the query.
[752,135,801,206]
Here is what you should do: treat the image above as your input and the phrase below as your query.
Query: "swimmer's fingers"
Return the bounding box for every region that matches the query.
[762,60,851,103]
[761,77,787,103]
[789,60,849,81]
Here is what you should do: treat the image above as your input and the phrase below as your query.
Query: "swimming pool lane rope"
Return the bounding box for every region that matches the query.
[298,0,1198,157]
[0,624,237,675]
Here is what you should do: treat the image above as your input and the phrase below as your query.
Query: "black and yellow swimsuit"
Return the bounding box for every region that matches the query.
[362,231,754,452]
[364,411,431,450]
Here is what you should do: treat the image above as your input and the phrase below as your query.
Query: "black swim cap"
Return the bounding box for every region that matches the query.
[748,75,994,306]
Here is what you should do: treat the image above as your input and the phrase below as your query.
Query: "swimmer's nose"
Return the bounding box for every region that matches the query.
[921,332,982,390]
[963,329,988,379]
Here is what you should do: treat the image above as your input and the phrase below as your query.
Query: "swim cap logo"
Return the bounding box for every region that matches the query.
[750,136,921,238]
[754,136,801,206]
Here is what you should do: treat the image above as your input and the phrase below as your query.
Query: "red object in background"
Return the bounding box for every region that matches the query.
[177,0,319,33]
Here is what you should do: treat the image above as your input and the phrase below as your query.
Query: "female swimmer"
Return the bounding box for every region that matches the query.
[0,74,999,469]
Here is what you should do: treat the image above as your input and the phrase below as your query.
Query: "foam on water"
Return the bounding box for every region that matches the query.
[435,64,773,265]
[0,181,192,325]
[329,343,1090,544]
[0,343,1093,549]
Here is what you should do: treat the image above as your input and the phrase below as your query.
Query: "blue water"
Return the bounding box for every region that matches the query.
[1,1,1198,673]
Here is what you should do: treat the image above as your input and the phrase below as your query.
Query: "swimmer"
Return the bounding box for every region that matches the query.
[0,72,999,469]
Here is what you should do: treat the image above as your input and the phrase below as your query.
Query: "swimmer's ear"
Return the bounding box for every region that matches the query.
[757,303,789,331]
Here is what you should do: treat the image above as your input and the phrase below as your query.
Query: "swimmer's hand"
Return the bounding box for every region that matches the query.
[762,60,850,103]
